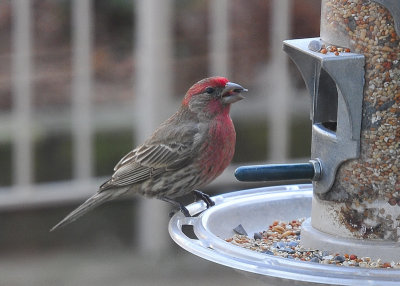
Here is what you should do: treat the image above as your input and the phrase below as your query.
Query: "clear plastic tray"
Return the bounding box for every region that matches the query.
[168,184,400,285]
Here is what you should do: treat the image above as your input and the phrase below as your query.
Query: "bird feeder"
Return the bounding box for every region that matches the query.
[169,1,400,284]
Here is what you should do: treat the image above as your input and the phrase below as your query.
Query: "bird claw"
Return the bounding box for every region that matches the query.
[161,191,214,218]
[193,190,215,208]
[161,196,191,217]
[179,205,191,217]
[168,206,190,218]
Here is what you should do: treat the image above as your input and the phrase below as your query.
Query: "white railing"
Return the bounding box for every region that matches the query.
[12,0,33,189]
[72,0,93,181]
[3,0,309,252]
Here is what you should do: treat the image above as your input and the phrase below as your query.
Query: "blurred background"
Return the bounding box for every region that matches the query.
[0,0,320,285]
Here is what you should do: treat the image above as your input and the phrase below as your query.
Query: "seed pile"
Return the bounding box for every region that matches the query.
[226,219,400,268]
[318,0,400,239]
[308,39,351,55]
[321,45,351,55]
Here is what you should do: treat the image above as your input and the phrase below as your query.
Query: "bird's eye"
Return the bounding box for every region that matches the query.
[205,87,215,94]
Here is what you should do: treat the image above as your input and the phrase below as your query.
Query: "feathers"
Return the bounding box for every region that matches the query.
[50,190,120,232]
[100,120,201,191]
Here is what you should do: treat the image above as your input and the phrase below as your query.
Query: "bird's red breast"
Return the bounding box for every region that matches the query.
[198,111,236,185]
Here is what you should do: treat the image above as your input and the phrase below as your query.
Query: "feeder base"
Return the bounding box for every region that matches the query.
[169,184,400,285]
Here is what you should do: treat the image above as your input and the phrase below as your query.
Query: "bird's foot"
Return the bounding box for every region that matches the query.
[178,204,191,217]
[193,190,215,208]
[161,196,191,217]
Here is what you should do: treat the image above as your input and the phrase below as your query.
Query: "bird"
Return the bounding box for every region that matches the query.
[51,76,247,231]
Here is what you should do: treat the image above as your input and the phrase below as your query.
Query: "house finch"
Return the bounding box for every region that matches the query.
[51,77,247,231]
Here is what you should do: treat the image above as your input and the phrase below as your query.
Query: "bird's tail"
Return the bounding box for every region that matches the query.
[50,191,113,232]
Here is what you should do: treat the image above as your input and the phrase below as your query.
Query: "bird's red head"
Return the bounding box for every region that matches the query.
[182,77,228,106]
[182,77,246,117]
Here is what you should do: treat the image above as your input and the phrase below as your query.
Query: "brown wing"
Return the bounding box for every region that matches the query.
[100,119,202,191]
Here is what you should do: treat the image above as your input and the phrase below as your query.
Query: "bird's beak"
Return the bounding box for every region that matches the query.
[221,82,248,104]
